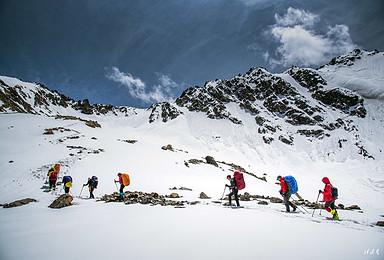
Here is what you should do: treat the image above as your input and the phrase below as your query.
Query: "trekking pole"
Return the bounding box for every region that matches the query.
[289,198,305,214]
[291,198,309,213]
[114,180,119,191]
[312,192,321,217]
[220,186,227,204]
[79,186,84,198]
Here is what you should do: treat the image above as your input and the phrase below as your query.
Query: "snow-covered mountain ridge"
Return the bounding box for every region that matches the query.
[1,49,384,260]
[1,49,382,161]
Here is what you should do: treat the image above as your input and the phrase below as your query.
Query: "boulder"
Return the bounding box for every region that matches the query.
[345,205,361,210]
[270,197,283,203]
[199,192,211,199]
[205,156,218,167]
[169,193,180,199]
[258,200,268,205]
[3,198,37,208]
[376,221,384,227]
[49,194,73,209]
[240,192,251,201]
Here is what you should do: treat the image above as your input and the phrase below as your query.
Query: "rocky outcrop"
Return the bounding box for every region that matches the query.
[49,194,73,209]
[148,102,183,123]
[101,191,186,207]
[3,198,37,208]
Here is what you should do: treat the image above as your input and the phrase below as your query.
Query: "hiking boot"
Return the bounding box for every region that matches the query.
[293,206,297,212]
[330,209,336,215]
[333,211,340,220]
[48,188,51,191]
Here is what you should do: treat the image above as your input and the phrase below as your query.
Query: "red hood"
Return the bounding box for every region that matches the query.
[322,177,330,184]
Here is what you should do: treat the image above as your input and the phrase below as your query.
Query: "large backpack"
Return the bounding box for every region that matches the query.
[233,171,245,190]
[121,174,130,186]
[284,175,298,194]
[49,171,58,181]
[331,186,338,199]
[63,176,73,187]
[91,176,98,188]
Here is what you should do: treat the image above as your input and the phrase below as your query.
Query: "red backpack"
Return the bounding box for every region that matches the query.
[234,171,245,190]
[49,171,58,181]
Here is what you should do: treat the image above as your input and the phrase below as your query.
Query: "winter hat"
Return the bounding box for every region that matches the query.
[277,175,282,180]
[322,177,330,184]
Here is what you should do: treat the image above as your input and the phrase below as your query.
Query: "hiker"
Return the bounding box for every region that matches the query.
[63,175,73,195]
[83,176,98,199]
[226,175,240,207]
[115,173,130,197]
[319,177,339,220]
[48,169,58,191]
[277,175,297,212]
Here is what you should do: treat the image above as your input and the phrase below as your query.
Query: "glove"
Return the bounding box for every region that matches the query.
[279,190,283,195]
[319,190,322,194]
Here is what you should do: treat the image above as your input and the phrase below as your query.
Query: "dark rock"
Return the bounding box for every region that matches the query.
[258,200,268,205]
[376,221,384,227]
[240,192,251,201]
[169,193,180,199]
[49,194,73,209]
[3,198,37,208]
[162,144,173,151]
[345,205,361,210]
[80,99,94,115]
[205,156,218,167]
[337,204,345,209]
[148,102,183,123]
[270,197,283,203]
[199,192,210,199]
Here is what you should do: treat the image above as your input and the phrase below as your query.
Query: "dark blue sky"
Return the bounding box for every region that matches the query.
[1,0,383,108]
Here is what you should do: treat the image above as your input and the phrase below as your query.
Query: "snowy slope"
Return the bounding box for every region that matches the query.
[1,50,384,259]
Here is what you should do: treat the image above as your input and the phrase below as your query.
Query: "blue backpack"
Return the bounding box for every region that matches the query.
[63,176,72,184]
[284,175,298,194]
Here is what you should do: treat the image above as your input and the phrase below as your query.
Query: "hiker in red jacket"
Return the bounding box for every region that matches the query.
[319,177,339,220]
[48,170,58,191]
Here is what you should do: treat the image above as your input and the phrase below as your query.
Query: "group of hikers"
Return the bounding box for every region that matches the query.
[47,165,129,199]
[225,172,340,220]
[47,164,339,219]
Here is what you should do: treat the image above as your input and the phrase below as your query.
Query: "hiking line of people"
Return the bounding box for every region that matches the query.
[223,171,340,219]
[47,164,340,219]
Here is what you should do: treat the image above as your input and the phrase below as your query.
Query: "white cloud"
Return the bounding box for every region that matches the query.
[274,7,318,28]
[106,67,177,104]
[263,7,357,67]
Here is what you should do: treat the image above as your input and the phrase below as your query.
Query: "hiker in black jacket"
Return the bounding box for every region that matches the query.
[83,176,98,199]
[226,175,240,207]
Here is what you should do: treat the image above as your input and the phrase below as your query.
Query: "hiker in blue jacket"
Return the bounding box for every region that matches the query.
[63,175,73,195]
[226,175,240,207]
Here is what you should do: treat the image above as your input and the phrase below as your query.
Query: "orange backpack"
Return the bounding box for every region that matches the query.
[54,164,60,173]
[121,174,130,186]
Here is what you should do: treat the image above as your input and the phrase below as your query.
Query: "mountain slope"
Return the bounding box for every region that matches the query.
[0,49,383,259]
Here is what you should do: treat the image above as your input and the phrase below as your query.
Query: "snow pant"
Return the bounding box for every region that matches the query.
[49,180,56,190]
[283,193,296,212]
[119,183,125,197]
[228,189,240,207]
[324,200,336,212]
[64,186,70,194]
[89,187,95,199]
